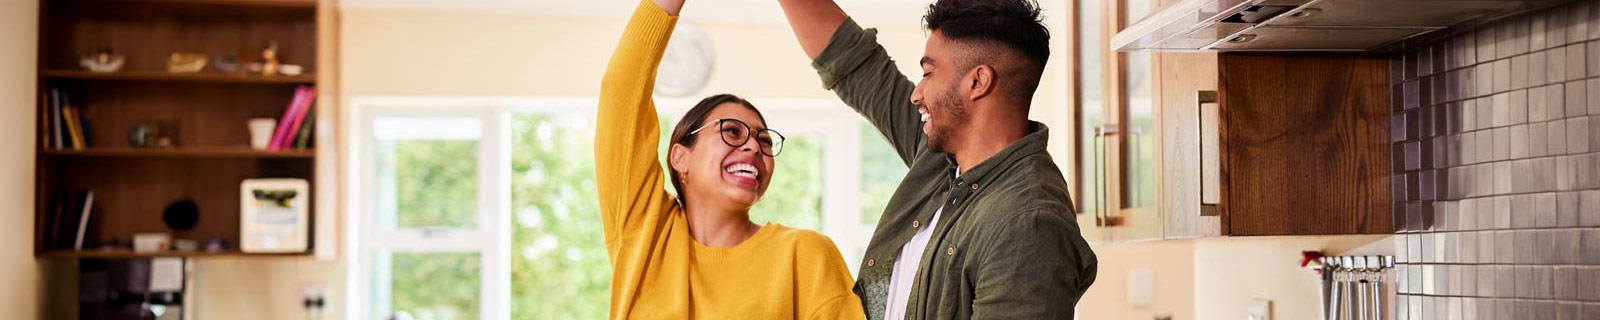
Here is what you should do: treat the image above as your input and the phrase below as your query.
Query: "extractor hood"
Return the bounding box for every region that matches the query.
[1112,0,1578,52]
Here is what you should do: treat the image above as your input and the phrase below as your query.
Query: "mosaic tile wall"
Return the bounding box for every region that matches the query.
[1391,1,1600,319]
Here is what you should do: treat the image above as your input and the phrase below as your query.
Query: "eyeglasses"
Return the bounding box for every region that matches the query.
[685,118,785,157]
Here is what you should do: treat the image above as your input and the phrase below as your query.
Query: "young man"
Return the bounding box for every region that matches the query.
[775,0,1098,319]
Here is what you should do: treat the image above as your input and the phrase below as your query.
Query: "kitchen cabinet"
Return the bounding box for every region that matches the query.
[1071,0,1394,240]
[1211,53,1393,235]
[1072,0,1167,242]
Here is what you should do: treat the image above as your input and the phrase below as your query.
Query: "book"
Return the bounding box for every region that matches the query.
[63,106,86,150]
[276,86,315,150]
[293,109,315,149]
[44,193,66,249]
[269,86,308,150]
[51,89,64,149]
[74,190,95,250]
[49,191,86,250]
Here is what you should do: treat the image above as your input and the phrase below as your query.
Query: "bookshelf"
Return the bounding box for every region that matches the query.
[41,69,317,84]
[34,0,333,259]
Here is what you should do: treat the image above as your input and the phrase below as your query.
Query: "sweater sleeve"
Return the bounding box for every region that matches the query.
[595,0,679,262]
[794,232,868,320]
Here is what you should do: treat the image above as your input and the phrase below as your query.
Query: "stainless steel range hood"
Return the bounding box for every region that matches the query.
[1112,0,1577,52]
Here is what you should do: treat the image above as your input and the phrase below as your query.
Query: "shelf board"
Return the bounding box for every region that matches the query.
[41,249,310,259]
[72,0,318,8]
[41,70,316,84]
[42,147,315,159]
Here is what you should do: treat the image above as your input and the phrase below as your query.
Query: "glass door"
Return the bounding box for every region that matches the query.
[1074,0,1164,242]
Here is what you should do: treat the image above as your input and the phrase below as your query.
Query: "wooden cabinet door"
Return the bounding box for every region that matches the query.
[1217,53,1394,235]
[1156,52,1224,239]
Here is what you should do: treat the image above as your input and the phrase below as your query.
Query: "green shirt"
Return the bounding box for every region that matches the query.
[811,18,1098,320]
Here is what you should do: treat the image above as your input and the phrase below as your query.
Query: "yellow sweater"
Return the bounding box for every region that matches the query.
[594,2,866,319]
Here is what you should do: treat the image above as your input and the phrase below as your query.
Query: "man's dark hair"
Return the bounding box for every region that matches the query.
[924,0,1050,102]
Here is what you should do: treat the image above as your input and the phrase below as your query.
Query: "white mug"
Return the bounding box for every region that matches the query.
[248,118,277,149]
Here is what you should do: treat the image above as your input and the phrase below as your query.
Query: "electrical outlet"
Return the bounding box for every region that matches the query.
[1247,299,1273,320]
[302,283,330,320]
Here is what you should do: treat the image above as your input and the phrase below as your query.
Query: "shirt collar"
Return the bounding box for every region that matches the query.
[941,121,1051,183]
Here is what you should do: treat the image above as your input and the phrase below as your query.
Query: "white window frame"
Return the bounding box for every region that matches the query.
[347,96,881,320]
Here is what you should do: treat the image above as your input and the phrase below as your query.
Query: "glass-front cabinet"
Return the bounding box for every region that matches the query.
[1072,0,1164,242]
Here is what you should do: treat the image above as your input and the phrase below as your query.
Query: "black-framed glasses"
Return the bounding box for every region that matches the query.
[685,118,785,157]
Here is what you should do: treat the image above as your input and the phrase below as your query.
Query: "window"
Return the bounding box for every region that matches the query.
[352,98,897,320]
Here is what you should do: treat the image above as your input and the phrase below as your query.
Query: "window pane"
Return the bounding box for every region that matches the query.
[751,133,823,230]
[860,122,906,226]
[1122,52,1155,208]
[510,114,611,319]
[388,252,481,320]
[375,117,481,229]
[1077,0,1103,215]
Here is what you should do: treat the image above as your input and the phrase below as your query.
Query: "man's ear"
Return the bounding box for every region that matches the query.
[967,64,995,101]
[669,143,692,178]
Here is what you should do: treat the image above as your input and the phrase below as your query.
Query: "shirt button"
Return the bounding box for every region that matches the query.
[867,259,875,267]
[912,220,920,228]
[971,183,979,190]
[947,247,956,255]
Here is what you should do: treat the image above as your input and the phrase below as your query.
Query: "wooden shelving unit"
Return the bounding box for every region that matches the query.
[42,249,311,259]
[42,147,316,158]
[41,69,317,84]
[34,0,330,259]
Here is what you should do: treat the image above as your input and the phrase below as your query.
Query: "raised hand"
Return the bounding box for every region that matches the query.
[651,0,685,16]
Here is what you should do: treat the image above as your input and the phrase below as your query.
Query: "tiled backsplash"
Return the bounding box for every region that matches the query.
[1391,0,1600,319]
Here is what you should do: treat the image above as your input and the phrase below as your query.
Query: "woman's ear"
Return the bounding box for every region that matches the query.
[669,143,692,179]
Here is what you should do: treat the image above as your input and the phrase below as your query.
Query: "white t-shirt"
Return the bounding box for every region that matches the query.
[884,205,943,320]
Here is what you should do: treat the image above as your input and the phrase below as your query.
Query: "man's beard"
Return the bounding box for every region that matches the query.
[925,89,967,153]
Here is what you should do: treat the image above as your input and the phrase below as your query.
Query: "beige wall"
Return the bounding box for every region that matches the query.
[1193,235,1393,320]
[1,0,41,318]
[1077,240,1198,320]
[1079,235,1393,320]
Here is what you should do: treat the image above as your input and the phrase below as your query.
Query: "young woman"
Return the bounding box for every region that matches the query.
[593,0,866,318]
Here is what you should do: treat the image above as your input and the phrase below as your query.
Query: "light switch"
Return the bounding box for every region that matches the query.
[1127,268,1154,307]
[1247,299,1273,320]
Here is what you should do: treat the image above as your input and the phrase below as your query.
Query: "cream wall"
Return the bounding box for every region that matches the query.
[1076,240,1198,320]
[1078,235,1394,320]
[2,0,41,318]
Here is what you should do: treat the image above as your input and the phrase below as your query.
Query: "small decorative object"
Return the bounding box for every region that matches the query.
[79,48,124,73]
[211,55,242,73]
[133,233,172,253]
[240,178,309,253]
[655,22,715,97]
[204,238,225,252]
[172,239,198,251]
[128,123,154,148]
[162,199,200,231]
[166,53,208,73]
[279,64,303,76]
[248,118,277,150]
[259,41,280,76]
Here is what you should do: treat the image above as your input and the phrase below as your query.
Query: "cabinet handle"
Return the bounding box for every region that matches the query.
[1197,90,1221,216]
[1094,124,1123,227]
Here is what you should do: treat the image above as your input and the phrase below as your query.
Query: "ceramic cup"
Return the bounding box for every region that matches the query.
[248,118,277,149]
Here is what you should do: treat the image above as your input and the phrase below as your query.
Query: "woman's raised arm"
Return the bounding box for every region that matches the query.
[594,0,681,259]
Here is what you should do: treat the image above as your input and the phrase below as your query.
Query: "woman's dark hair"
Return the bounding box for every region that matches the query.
[667,93,767,206]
